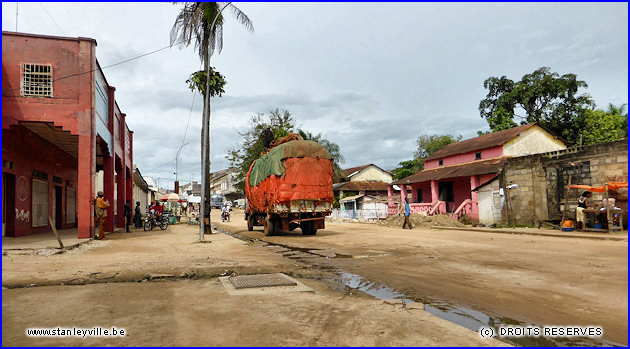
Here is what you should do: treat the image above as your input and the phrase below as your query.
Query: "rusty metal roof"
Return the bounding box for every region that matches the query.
[333,181,390,192]
[424,123,537,161]
[392,158,508,185]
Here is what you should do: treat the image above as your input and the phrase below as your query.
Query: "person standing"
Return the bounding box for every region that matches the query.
[95,191,110,240]
[402,197,412,229]
[134,201,143,228]
[124,200,132,233]
[576,191,592,231]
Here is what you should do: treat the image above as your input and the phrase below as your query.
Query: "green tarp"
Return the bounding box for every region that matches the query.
[249,140,333,187]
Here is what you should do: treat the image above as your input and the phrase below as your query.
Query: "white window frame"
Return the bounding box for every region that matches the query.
[32,179,49,227]
[20,63,54,97]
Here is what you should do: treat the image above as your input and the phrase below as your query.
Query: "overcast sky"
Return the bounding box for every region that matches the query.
[3,2,627,190]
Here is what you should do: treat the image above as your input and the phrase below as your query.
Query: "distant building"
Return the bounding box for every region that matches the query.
[390,123,566,220]
[210,168,242,202]
[132,167,151,211]
[334,164,393,199]
[2,31,134,238]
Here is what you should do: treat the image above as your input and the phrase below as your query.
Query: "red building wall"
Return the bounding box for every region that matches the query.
[425,145,503,170]
[2,31,134,238]
[2,126,79,236]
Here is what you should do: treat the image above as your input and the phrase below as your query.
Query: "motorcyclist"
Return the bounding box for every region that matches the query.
[221,202,231,221]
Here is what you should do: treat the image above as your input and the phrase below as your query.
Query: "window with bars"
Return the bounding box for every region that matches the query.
[21,63,53,97]
[32,179,49,227]
[66,187,76,224]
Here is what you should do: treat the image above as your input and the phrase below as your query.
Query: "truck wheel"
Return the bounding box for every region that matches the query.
[264,216,275,236]
[247,216,254,231]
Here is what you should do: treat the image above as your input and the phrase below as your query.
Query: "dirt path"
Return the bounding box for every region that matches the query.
[2,217,506,347]
[218,209,628,345]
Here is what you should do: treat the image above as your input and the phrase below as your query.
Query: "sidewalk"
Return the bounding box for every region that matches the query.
[434,225,628,241]
[2,228,121,250]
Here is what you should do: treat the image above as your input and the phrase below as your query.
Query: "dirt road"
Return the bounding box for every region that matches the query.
[217,209,628,345]
[2,217,505,347]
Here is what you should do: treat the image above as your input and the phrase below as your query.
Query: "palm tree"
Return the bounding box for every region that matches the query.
[170,2,253,63]
[170,2,253,236]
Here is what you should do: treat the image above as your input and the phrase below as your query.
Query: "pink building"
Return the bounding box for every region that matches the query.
[388,124,566,220]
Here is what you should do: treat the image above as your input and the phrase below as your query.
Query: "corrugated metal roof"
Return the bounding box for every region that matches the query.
[333,181,390,192]
[392,157,508,185]
[340,194,364,203]
[424,123,537,161]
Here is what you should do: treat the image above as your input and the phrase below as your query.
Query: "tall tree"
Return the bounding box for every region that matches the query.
[479,67,594,145]
[227,109,297,191]
[391,134,461,180]
[581,103,628,146]
[170,2,253,234]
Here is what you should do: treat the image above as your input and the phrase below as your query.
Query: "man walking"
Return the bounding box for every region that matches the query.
[402,197,412,230]
[124,200,132,233]
[95,191,110,240]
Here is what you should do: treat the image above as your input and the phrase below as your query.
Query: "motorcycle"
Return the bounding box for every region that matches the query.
[143,212,168,231]
[221,207,231,222]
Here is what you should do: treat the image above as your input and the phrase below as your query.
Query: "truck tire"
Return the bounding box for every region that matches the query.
[264,216,275,236]
[301,221,316,235]
[247,215,254,231]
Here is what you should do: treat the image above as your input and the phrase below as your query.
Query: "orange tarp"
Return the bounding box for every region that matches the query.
[246,157,333,213]
[569,182,628,193]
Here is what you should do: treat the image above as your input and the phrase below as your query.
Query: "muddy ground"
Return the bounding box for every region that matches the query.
[2,212,506,347]
[218,209,628,346]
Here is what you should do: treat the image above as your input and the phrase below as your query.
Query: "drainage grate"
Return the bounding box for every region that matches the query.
[228,273,298,289]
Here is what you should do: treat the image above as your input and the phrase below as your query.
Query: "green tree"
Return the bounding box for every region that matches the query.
[391,134,461,180]
[226,109,297,191]
[581,103,628,146]
[479,67,594,145]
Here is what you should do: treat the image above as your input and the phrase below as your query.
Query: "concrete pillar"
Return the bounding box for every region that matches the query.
[387,185,394,207]
[77,133,94,239]
[430,180,439,203]
[410,184,418,203]
[400,184,407,204]
[116,158,126,228]
[126,167,133,208]
[103,154,115,233]
[470,175,479,219]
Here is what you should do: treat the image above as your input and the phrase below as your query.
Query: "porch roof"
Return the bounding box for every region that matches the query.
[340,194,364,203]
[392,157,508,185]
[333,181,390,192]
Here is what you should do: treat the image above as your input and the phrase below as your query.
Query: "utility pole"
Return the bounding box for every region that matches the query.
[200,2,232,241]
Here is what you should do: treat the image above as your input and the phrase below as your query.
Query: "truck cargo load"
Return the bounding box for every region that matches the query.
[245,139,334,236]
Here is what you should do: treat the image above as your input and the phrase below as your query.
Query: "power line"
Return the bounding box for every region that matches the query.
[2,32,202,93]
[39,3,67,36]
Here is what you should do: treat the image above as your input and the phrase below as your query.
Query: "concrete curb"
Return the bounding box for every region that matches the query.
[433,226,627,241]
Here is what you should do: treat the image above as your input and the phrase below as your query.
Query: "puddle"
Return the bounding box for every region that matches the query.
[218,226,620,347]
[337,272,618,347]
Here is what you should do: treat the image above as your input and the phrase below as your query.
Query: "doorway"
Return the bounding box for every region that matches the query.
[54,186,63,229]
[438,181,454,212]
[3,173,16,237]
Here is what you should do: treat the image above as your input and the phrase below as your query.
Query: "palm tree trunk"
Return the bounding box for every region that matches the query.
[200,60,211,236]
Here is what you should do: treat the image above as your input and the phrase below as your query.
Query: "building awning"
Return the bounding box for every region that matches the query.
[340,194,364,203]
[187,195,201,203]
[393,157,508,185]
[333,181,390,192]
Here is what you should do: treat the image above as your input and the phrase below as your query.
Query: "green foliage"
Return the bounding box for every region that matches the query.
[479,67,595,145]
[391,159,422,180]
[392,134,461,180]
[581,104,628,146]
[415,134,462,159]
[186,69,227,97]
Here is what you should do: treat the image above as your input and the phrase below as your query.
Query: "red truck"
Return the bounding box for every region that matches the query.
[244,139,333,236]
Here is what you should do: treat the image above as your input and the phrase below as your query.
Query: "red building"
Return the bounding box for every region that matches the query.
[2,31,133,238]
[388,124,566,220]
